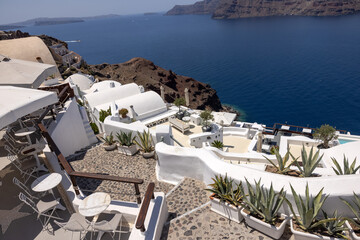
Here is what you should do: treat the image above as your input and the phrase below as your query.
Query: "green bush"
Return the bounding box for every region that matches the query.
[99,107,111,123]
[90,122,99,134]
[313,124,338,148]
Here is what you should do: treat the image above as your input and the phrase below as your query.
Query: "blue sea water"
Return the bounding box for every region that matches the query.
[22,14,360,134]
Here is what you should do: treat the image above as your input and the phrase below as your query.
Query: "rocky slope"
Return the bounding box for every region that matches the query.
[84,58,224,111]
[167,0,360,19]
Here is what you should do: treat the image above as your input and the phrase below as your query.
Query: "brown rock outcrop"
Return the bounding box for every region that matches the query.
[166,0,360,18]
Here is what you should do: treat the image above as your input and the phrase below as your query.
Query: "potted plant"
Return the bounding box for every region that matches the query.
[292,146,323,177]
[118,108,129,118]
[286,184,341,240]
[211,140,224,150]
[341,192,360,240]
[331,155,360,175]
[99,107,112,123]
[313,124,338,149]
[200,110,214,132]
[101,132,116,151]
[116,131,138,156]
[240,179,288,239]
[173,97,185,119]
[134,130,155,158]
[206,174,244,223]
[264,147,298,175]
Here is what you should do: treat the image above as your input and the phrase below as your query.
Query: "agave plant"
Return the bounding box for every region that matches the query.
[205,174,243,207]
[241,178,286,225]
[293,146,323,177]
[341,192,360,228]
[321,210,348,239]
[101,132,115,146]
[211,140,224,149]
[116,131,135,147]
[264,148,298,175]
[134,130,154,153]
[331,155,360,175]
[286,184,334,231]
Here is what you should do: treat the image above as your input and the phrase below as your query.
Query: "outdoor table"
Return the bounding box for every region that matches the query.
[14,127,36,137]
[79,192,111,217]
[21,143,47,172]
[182,116,191,122]
[31,172,62,193]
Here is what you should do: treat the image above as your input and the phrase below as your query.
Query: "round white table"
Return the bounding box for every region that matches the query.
[14,127,37,137]
[182,116,191,122]
[31,173,62,193]
[79,192,111,217]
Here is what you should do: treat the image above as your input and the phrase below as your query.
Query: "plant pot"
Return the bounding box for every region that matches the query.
[202,125,212,132]
[143,151,155,159]
[240,209,288,239]
[209,195,243,223]
[104,144,117,151]
[346,220,360,240]
[118,145,138,156]
[176,111,185,120]
[290,218,346,240]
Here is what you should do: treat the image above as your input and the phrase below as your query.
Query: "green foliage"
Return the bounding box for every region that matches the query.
[116,131,135,147]
[331,155,360,175]
[90,122,99,135]
[293,146,323,177]
[134,130,154,153]
[321,211,348,239]
[200,110,214,127]
[101,132,115,145]
[205,174,243,207]
[241,179,286,225]
[313,124,338,148]
[270,145,279,155]
[173,98,185,112]
[286,184,333,231]
[341,192,360,228]
[211,140,224,149]
[99,107,111,123]
[118,108,128,118]
[264,148,297,175]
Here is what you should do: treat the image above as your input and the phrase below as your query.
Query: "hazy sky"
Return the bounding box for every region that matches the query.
[0,0,197,25]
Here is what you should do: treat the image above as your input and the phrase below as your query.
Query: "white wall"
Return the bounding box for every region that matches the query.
[155,142,360,217]
[48,99,91,157]
[189,124,223,148]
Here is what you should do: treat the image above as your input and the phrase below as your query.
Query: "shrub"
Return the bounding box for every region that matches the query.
[211,140,224,149]
[174,97,185,112]
[206,174,243,207]
[99,107,111,122]
[331,155,360,175]
[313,124,338,148]
[116,131,135,147]
[90,122,99,134]
[200,110,214,127]
[293,146,323,177]
[241,178,286,225]
[118,108,128,118]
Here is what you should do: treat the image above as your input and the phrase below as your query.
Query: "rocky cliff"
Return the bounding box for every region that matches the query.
[167,0,360,18]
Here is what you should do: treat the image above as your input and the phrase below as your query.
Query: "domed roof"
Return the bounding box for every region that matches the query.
[66,73,94,91]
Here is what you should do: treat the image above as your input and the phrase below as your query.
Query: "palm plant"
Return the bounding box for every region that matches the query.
[134,130,154,153]
[264,148,298,175]
[285,184,333,231]
[116,131,135,147]
[293,146,323,177]
[331,155,360,175]
[101,132,115,146]
[211,140,224,149]
[206,174,243,207]
[241,178,286,225]
[341,192,360,228]
[321,210,348,239]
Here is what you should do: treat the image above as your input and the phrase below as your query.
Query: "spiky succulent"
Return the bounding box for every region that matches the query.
[341,192,360,228]
[134,130,154,153]
[331,155,360,175]
[116,131,135,147]
[264,148,297,175]
[211,140,224,149]
[101,132,115,145]
[321,210,348,239]
[293,146,323,177]
[241,178,286,225]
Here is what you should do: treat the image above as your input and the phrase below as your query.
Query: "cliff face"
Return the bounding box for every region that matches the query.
[85,58,224,111]
[167,0,360,18]
[166,0,221,15]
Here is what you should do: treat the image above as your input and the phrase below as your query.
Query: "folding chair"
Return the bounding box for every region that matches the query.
[92,213,126,240]
[7,153,37,183]
[54,213,91,240]
[19,192,63,234]
[13,177,47,200]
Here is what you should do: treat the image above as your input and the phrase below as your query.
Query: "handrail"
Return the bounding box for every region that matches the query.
[135,182,155,232]
[272,123,347,134]
[38,123,144,204]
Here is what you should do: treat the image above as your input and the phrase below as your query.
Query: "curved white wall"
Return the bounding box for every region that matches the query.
[155,142,360,217]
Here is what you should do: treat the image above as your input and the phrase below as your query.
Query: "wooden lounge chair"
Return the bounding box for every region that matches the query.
[169,117,190,134]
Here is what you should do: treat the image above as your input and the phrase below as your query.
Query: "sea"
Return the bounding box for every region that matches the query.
[20,14,360,134]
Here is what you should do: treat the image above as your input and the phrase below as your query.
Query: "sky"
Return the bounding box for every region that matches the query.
[0,0,197,25]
